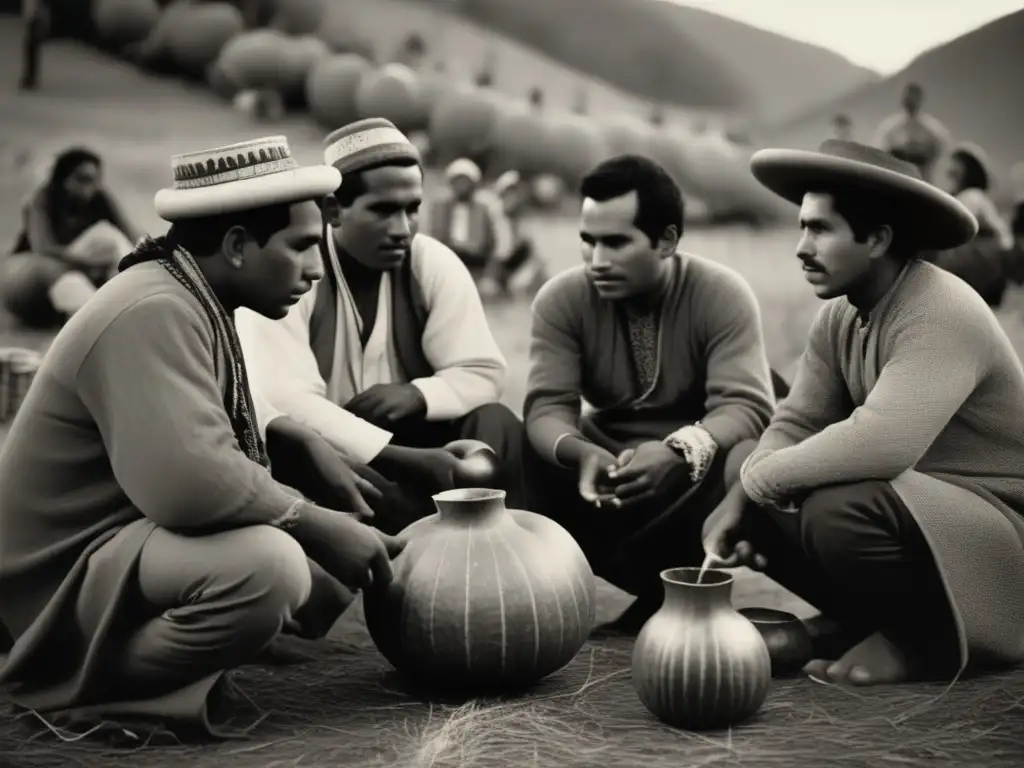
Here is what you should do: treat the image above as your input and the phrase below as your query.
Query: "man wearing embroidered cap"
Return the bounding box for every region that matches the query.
[237,119,528,529]
[703,139,1024,686]
[0,136,407,733]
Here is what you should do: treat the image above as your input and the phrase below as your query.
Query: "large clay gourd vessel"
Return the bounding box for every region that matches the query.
[632,568,771,730]
[364,487,597,692]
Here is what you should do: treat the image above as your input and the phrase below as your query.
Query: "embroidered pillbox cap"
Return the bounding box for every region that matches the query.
[323,117,421,175]
[751,139,978,251]
[153,135,341,221]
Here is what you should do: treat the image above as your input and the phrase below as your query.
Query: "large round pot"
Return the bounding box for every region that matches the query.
[363,487,597,692]
[632,567,771,730]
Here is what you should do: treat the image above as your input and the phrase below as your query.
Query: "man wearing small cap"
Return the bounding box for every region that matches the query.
[704,139,1024,686]
[237,119,528,528]
[0,136,405,732]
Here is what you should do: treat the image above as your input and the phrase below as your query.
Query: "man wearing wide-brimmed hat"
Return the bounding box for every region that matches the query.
[0,136,405,734]
[237,119,529,533]
[704,139,1024,685]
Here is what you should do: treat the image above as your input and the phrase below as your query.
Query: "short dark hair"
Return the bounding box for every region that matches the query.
[579,155,684,245]
[165,202,298,256]
[810,186,914,260]
[334,157,422,208]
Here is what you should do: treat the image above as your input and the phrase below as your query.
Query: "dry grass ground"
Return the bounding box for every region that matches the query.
[2,24,1024,768]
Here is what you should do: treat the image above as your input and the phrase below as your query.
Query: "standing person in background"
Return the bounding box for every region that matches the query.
[426,158,509,295]
[872,82,951,182]
[0,147,141,327]
[19,0,49,91]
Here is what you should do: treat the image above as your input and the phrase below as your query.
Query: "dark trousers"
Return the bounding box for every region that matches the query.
[524,443,732,602]
[371,403,529,531]
[734,480,960,672]
[20,14,47,90]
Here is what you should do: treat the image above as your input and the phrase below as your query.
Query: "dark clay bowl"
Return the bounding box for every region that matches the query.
[739,607,813,678]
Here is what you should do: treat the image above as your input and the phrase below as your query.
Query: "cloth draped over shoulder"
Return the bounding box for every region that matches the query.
[309,229,433,386]
[0,237,303,719]
[524,253,775,461]
[742,260,1024,669]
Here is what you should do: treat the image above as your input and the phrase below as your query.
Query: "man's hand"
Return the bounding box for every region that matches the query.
[267,418,382,521]
[577,447,619,507]
[375,444,463,494]
[409,447,463,493]
[701,485,767,570]
[345,384,426,426]
[295,504,406,592]
[299,436,382,522]
[604,441,691,508]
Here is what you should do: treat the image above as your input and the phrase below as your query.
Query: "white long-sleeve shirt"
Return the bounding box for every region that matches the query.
[236,232,508,464]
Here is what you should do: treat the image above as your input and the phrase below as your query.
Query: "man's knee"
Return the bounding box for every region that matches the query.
[214,526,312,636]
[799,481,894,559]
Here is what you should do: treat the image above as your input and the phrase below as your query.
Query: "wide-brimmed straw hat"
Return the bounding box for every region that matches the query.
[154,135,341,221]
[751,139,978,251]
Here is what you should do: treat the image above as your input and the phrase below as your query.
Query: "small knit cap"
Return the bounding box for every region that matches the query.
[323,118,421,175]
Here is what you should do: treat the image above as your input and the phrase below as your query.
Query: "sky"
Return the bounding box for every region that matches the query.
[666,0,1024,73]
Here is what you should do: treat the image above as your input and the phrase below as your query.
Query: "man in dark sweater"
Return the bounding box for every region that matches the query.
[524,155,779,633]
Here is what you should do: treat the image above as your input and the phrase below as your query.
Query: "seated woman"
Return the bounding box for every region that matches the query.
[0,147,140,327]
[933,142,1014,307]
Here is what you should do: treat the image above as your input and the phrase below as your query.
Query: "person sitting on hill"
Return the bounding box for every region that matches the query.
[0,135,403,735]
[1,147,141,327]
[486,170,549,298]
[236,119,528,534]
[523,154,780,635]
[705,139,1024,686]
[933,142,1015,306]
[425,157,510,294]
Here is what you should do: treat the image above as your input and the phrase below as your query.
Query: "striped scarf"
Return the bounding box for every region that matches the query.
[119,236,270,468]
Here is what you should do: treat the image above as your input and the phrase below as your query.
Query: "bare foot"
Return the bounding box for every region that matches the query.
[803,631,914,685]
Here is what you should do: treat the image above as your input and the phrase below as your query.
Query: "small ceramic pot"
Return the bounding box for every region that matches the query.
[632,568,771,730]
[738,607,813,677]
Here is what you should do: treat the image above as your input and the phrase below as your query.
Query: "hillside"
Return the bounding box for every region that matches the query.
[769,8,1024,191]
[15,0,878,128]
[433,0,879,125]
